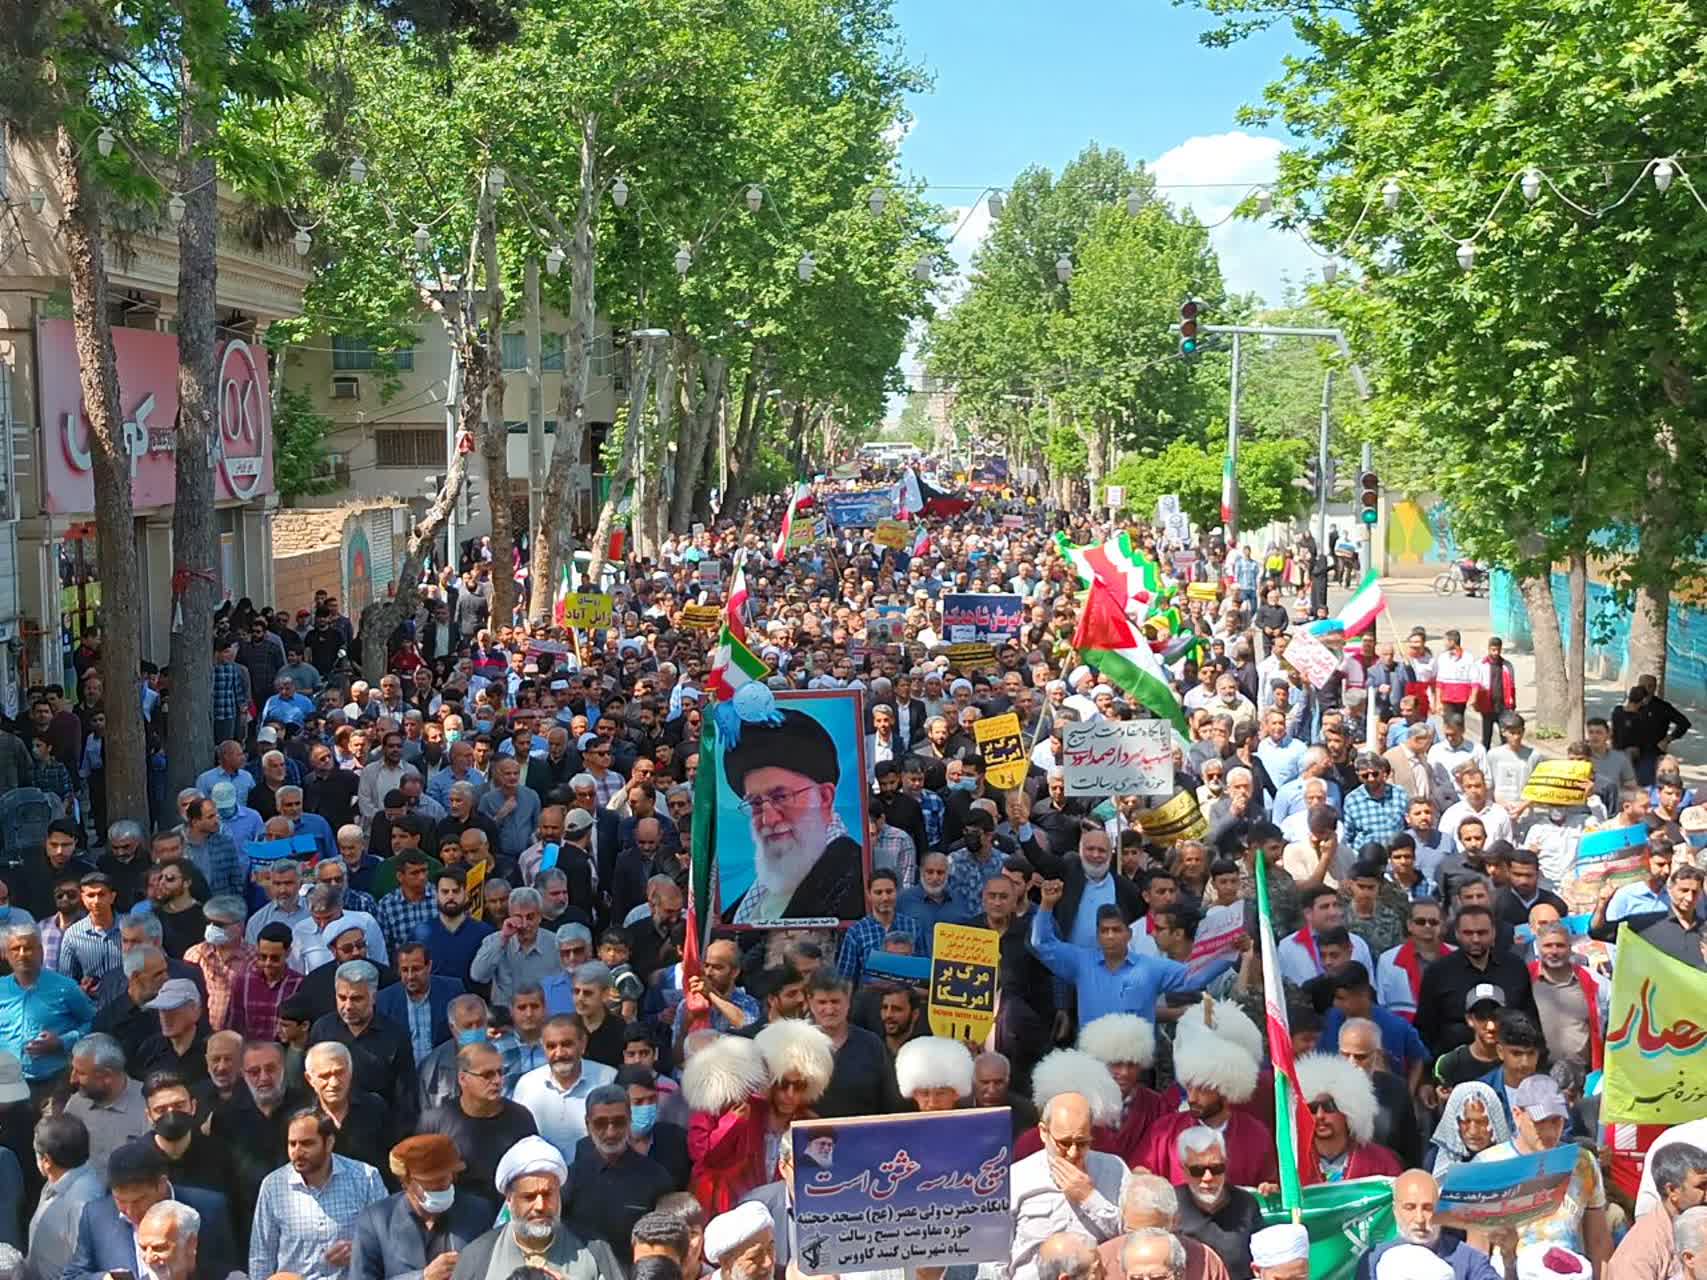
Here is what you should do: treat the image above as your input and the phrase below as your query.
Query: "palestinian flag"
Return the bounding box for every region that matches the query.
[919,473,972,518]
[1055,530,1159,609]
[1070,578,1189,736]
[551,563,571,627]
[1257,850,1317,1208]
[1221,452,1235,529]
[911,523,932,559]
[704,622,769,704]
[725,562,751,645]
[772,483,809,562]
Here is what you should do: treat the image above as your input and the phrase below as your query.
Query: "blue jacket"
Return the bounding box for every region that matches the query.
[350,1187,495,1280]
[66,1183,239,1280]
[376,974,464,1049]
[1356,1234,1500,1280]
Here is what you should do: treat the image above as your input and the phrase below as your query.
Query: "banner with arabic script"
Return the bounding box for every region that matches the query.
[1603,924,1707,1125]
[1062,720,1174,797]
[789,1109,1013,1273]
[942,593,1025,643]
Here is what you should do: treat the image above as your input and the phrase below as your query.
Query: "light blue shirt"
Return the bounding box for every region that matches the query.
[195,765,254,803]
[0,969,95,1080]
[1069,874,1118,949]
[427,765,486,808]
[1608,880,1670,922]
[1256,736,1310,790]
[1272,776,1343,828]
[1028,911,1197,1025]
[261,691,314,727]
[478,785,543,860]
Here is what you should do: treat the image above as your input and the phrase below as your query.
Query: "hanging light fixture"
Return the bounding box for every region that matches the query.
[611,176,629,208]
[1322,259,1339,284]
[1054,253,1073,284]
[167,193,186,226]
[1521,168,1542,203]
[674,242,692,275]
[1254,188,1273,216]
[486,166,506,195]
[413,224,430,254]
[1654,159,1675,194]
[545,244,565,277]
[1382,178,1401,212]
[913,254,933,282]
[797,251,815,282]
[987,190,1005,219]
[28,189,46,216]
[1455,240,1476,271]
[1125,189,1143,217]
[292,226,312,256]
[868,189,887,217]
[745,184,763,213]
[96,127,115,158]
[348,156,367,186]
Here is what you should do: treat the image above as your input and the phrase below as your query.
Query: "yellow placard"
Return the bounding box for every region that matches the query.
[1138,789,1208,847]
[680,604,723,630]
[927,923,1000,1045]
[944,642,997,670]
[874,519,911,550]
[973,712,1028,790]
[1186,582,1220,603]
[1522,758,1594,807]
[1603,925,1707,1125]
[558,592,613,629]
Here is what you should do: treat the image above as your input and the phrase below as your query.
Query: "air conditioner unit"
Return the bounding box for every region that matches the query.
[331,376,361,400]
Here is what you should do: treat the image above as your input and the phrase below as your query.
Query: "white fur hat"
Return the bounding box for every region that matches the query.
[754,1019,835,1101]
[1031,1048,1123,1127]
[896,1036,974,1099]
[1170,1027,1260,1104]
[1294,1051,1378,1145]
[681,1034,768,1113]
[1077,1013,1157,1069]
[1173,998,1263,1067]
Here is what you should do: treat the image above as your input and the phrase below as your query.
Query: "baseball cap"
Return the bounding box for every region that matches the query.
[0,1052,26,1103]
[1466,983,1506,1012]
[1511,1074,1571,1122]
[565,810,595,835]
[142,978,202,1012]
[210,781,238,818]
[257,725,279,745]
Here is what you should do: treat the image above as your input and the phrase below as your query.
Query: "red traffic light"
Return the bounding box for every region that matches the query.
[1180,299,1200,321]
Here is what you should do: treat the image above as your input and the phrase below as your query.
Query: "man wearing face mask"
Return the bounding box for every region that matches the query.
[561,1084,674,1267]
[142,1071,237,1198]
[418,994,491,1113]
[181,895,252,1031]
[350,1134,495,1280]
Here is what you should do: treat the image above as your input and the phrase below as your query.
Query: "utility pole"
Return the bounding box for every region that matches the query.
[1360,440,1375,575]
[1316,369,1334,547]
[444,346,462,570]
[1225,331,1242,545]
[525,259,545,535]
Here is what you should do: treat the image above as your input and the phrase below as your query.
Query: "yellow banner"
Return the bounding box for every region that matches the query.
[1186,582,1220,603]
[927,924,1000,1045]
[1603,925,1707,1124]
[1138,789,1207,847]
[973,712,1028,790]
[680,604,723,630]
[874,519,911,550]
[1522,759,1594,806]
[944,642,997,670]
[558,592,612,629]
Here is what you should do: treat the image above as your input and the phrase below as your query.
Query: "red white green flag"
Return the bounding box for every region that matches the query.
[1221,452,1235,531]
[725,562,751,645]
[772,483,809,563]
[1069,578,1189,736]
[704,622,769,703]
[551,563,571,627]
[1054,530,1158,609]
[1257,850,1317,1207]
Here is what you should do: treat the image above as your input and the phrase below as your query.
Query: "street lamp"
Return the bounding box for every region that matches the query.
[1125,189,1143,217]
[168,193,186,226]
[745,184,763,213]
[348,156,367,186]
[987,190,1005,219]
[414,224,431,254]
[292,226,312,256]
[1521,168,1542,203]
[486,166,506,195]
[1455,240,1476,272]
[674,242,692,275]
[868,189,887,216]
[611,176,629,208]
[545,244,565,277]
[913,254,933,282]
[1054,254,1073,284]
[1382,178,1401,212]
[96,127,115,158]
[797,252,815,282]
[1321,260,1339,284]
[1654,159,1675,194]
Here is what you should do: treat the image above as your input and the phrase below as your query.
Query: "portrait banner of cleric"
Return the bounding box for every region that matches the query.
[715,686,869,926]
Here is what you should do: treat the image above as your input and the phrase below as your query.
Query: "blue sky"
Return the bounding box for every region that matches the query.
[890,1,1323,304]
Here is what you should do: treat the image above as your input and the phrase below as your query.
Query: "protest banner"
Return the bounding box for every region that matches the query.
[1001,513,1026,531]
[1562,822,1652,915]
[790,1109,1013,1273]
[788,519,818,550]
[1137,789,1207,846]
[680,604,723,630]
[1282,626,1341,689]
[867,615,906,644]
[1185,902,1245,982]
[942,593,1025,643]
[1186,581,1220,603]
[823,490,896,528]
[943,642,998,670]
[1061,720,1173,797]
[927,923,1000,1043]
[556,593,613,629]
[1603,925,1707,1125]
[1157,493,1180,520]
[863,950,931,988]
[696,559,721,590]
[973,713,1028,789]
[245,834,321,864]
[1522,758,1594,806]
[873,519,911,550]
[1435,1145,1584,1232]
[1256,1179,1393,1280]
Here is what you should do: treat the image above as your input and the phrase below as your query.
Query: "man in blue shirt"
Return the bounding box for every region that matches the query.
[1316,961,1430,1090]
[1607,844,1674,922]
[260,673,314,728]
[1255,708,1310,791]
[898,851,976,951]
[0,922,95,1094]
[1355,1169,1502,1280]
[1029,880,1199,1024]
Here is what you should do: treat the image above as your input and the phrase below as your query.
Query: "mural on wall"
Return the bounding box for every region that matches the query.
[1386,497,1458,568]
[345,525,374,615]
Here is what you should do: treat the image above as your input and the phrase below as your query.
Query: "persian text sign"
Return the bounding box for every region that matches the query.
[928,923,1000,1043]
[558,593,613,629]
[942,593,1024,643]
[1436,1145,1584,1232]
[790,1109,1013,1273]
[1283,627,1341,689]
[37,318,274,512]
[1522,758,1594,807]
[1603,925,1707,1125]
[824,491,895,528]
[874,519,912,550]
[1062,720,1173,797]
[972,712,1027,790]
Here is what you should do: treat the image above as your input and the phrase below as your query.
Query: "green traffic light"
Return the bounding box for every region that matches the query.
[1180,338,1197,354]
[1360,508,1378,526]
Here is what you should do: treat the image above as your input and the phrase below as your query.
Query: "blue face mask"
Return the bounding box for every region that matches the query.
[630,1102,658,1136]
[445,729,462,743]
[949,778,976,793]
[457,1028,487,1046]
[475,719,494,734]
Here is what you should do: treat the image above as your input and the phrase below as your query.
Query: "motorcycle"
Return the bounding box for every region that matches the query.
[1432,559,1488,599]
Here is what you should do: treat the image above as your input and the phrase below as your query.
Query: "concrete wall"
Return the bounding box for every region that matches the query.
[1385,496,1456,577]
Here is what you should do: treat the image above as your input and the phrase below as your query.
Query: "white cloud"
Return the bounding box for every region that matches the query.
[1150,131,1321,305]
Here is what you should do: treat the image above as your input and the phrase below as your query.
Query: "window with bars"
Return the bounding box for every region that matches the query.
[374,428,443,468]
[502,333,564,372]
[333,335,415,371]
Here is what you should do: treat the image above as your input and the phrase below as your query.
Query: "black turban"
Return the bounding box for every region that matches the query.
[723,709,840,794]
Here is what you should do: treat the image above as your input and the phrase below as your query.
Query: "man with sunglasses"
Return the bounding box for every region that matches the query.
[1171,1126,1262,1280]
[1343,753,1412,853]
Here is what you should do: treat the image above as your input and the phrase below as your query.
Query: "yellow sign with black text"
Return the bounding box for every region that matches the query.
[927,924,1000,1045]
[974,712,1028,790]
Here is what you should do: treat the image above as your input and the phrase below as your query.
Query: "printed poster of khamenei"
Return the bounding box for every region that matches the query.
[715,688,870,927]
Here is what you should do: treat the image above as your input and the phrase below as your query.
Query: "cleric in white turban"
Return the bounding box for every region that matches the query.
[1376,1243,1456,1280]
[446,1136,621,1280]
[1250,1223,1311,1279]
[705,1201,776,1280]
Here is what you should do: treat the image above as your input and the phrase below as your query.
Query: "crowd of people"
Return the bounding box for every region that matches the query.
[0,466,1701,1280]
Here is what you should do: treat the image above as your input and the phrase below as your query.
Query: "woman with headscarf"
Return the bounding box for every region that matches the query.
[1426,1080,1512,1178]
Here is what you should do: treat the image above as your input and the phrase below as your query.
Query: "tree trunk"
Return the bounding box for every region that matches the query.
[1566,552,1588,741]
[477,206,514,626]
[1084,417,1107,493]
[1515,573,1568,737]
[167,82,218,799]
[55,127,146,820]
[529,110,599,622]
[1627,585,1669,692]
[1627,416,1680,691]
[725,358,767,511]
[585,341,659,585]
[634,349,675,561]
[671,350,725,533]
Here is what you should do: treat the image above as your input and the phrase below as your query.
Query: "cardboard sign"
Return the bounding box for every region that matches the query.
[1138,789,1208,846]
[680,604,723,630]
[823,491,895,528]
[973,712,1028,790]
[942,593,1024,642]
[1522,759,1594,807]
[1436,1144,1584,1232]
[1282,627,1341,689]
[1186,582,1220,603]
[1061,720,1173,797]
[927,923,1001,1044]
[867,615,906,644]
[557,593,612,629]
[874,519,911,550]
[1185,903,1245,981]
[1562,822,1653,915]
[943,642,998,670]
[696,559,721,589]
[1001,513,1026,531]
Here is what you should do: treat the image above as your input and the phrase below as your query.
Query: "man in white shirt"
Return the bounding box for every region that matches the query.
[1276,888,1374,987]
[1008,1091,1125,1280]
[511,1013,615,1158]
[1426,713,1486,804]
[1484,714,1541,810]
[1440,764,1515,848]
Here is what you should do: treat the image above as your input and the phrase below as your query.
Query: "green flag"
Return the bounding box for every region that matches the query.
[1257,1178,1395,1280]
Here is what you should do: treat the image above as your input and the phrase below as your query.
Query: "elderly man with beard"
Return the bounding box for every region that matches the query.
[561,1084,674,1266]
[448,1134,622,1280]
[703,1201,775,1280]
[1354,1168,1501,1280]
[1169,1127,1262,1280]
[724,710,864,924]
[1097,1173,1233,1280]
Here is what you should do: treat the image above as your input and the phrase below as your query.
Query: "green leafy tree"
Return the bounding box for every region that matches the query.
[1106,437,1309,531]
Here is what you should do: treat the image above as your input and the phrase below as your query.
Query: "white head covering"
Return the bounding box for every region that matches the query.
[1377,1245,1454,1280]
[493,1135,568,1192]
[1250,1224,1310,1268]
[704,1200,773,1265]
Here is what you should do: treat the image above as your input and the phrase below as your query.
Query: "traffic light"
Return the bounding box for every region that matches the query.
[1179,298,1202,356]
[1357,469,1380,526]
[1298,457,1319,495]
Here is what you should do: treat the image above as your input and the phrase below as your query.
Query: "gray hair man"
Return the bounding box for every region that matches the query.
[1119,1229,1186,1280]
[137,1199,201,1280]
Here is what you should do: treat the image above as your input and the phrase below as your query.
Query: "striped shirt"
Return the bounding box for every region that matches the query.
[55,917,122,984]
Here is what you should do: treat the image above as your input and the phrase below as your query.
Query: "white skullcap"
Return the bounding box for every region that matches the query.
[1250,1224,1310,1267]
[1068,665,1091,685]
[1377,1245,1454,1280]
[493,1135,567,1192]
[1091,684,1114,698]
[950,678,973,694]
[703,1200,773,1264]
[1045,679,1066,692]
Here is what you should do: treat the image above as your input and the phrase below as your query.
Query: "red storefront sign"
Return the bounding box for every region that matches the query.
[36,318,274,513]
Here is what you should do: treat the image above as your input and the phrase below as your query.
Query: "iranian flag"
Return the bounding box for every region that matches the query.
[1334,569,1386,637]
[910,523,932,559]
[1221,452,1235,530]
[1055,530,1158,609]
[551,563,572,627]
[772,483,809,563]
[704,622,769,704]
[725,562,751,645]
[1070,578,1189,736]
[1257,850,1317,1206]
